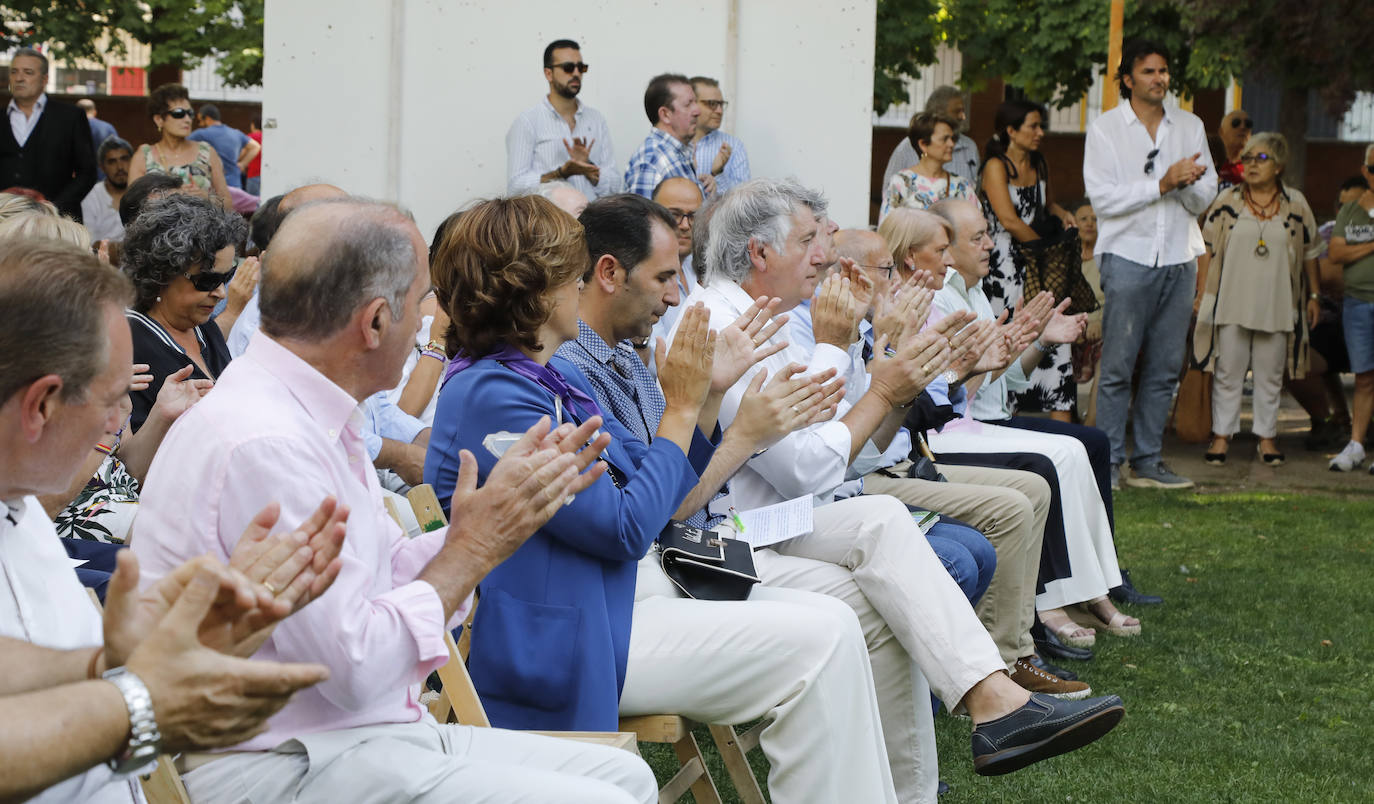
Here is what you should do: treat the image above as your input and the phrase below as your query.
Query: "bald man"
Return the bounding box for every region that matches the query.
[132,198,655,804]
[646,177,706,364]
[812,230,1079,694]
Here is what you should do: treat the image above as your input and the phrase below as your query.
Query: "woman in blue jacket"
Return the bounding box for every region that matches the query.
[424,195,717,731]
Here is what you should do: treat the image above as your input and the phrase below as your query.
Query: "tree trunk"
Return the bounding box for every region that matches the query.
[1278,85,1309,190]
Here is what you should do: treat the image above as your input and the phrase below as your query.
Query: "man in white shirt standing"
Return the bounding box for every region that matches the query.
[506,39,620,199]
[81,136,132,243]
[1084,40,1217,489]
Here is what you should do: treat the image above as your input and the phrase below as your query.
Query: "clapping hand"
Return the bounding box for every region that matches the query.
[562,138,600,184]
[1039,298,1086,345]
[811,272,863,349]
[711,296,788,393]
[711,142,732,175]
[226,256,260,314]
[868,327,951,408]
[147,364,215,426]
[731,363,836,449]
[656,302,717,415]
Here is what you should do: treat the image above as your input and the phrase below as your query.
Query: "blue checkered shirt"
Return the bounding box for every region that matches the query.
[623,128,702,198]
[555,321,725,528]
[693,129,750,194]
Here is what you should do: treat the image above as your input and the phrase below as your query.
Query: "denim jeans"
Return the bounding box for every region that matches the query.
[1094,253,1197,468]
[925,519,996,606]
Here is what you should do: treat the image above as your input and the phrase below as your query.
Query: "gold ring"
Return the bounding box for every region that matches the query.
[263,581,280,595]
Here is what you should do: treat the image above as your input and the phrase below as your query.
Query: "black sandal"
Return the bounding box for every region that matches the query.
[1257,444,1285,466]
[1205,438,1228,465]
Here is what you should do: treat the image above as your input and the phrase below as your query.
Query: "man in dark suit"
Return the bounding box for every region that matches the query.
[2,48,96,221]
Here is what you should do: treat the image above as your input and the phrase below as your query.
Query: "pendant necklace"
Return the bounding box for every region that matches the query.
[1244,188,1280,259]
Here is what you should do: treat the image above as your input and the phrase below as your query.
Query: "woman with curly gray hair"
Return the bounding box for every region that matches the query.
[123,192,246,429]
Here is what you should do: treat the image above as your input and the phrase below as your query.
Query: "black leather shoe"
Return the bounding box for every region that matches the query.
[937,780,950,796]
[1108,568,1163,606]
[1028,653,1078,681]
[1032,618,1094,662]
[972,693,1125,776]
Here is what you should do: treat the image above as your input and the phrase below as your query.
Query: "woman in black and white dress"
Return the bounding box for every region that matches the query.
[980,100,1079,420]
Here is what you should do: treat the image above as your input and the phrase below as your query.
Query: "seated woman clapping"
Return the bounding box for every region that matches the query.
[424,195,717,731]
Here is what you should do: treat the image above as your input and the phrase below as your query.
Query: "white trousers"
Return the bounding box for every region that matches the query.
[624,560,898,804]
[928,422,1121,610]
[746,495,1006,800]
[1212,324,1287,439]
[181,720,657,804]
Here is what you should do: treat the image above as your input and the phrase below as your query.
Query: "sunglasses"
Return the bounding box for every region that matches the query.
[1239,152,1273,165]
[1144,148,1160,176]
[1230,117,1253,130]
[700,99,729,111]
[183,267,232,292]
[164,107,194,120]
[549,62,590,75]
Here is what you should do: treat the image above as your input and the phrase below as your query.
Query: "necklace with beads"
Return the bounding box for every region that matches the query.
[1243,186,1280,258]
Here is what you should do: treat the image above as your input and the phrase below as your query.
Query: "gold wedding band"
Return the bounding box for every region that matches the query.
[263,581,280,595]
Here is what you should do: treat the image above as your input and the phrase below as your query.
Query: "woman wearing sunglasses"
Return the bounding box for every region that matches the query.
[1193,133,1322,466]
[126,83,234,209]
[123,192,246,430]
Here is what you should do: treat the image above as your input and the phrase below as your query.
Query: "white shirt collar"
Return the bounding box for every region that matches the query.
[6,92,46,118]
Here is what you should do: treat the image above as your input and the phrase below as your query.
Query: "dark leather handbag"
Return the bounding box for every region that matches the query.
[658,520,760,601]
[1015,180,1100,315]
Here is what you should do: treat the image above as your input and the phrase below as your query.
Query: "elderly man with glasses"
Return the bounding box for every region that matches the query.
[507,38,620,198]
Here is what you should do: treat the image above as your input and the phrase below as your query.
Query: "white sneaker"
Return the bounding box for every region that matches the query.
[1328,441,1366,472]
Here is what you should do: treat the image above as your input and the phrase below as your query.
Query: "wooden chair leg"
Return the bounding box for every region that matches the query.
[670,731,722,804]
[707,724,766,804]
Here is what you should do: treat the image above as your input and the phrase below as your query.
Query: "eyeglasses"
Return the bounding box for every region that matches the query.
[1144,148,1160,175]
[668,209,696,226]
[183,267,232,292]
[1230,117,1253,130]
[859,263,898,279]
[700,99,729,111]
[1239,153,1273,165]
[165,107,194,120]
[549,62,590,75]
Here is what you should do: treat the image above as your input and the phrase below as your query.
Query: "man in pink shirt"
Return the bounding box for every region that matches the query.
[132,198,654,803]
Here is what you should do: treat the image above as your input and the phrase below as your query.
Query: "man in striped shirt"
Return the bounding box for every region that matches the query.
[689,76,750,194]
[506,39,620,199]
[623,73,706,198]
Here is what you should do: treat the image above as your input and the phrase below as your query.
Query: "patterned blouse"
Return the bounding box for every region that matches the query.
[139,141,216,192]
[880,168,977,222]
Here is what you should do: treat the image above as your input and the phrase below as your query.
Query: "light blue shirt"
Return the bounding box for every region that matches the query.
[692,129,750,194]
[362,393,426,461]
[226,291,260,359]
[506,97,620,198]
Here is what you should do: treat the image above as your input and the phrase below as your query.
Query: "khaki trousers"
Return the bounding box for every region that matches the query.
[862,462,1050,666]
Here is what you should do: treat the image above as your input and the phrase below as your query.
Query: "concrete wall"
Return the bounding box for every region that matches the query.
[264,0,876,237]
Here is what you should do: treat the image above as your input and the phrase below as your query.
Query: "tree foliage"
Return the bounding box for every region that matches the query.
[1,0,264,88]
[874,0,1371,117]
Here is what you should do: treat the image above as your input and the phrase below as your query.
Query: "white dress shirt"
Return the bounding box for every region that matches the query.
[506,97,620,198]
[0,496,142,804]
[675,281,854,509]
[7,93,46,147]
[81,182,126,242]
[1083,101,1218,266]
[932,268,1030,422]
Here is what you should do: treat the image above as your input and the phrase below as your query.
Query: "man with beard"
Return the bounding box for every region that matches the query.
[81,136,133,243]
[507,39,620,198]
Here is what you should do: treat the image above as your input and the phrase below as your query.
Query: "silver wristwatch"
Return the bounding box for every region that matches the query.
[941,369,960,387]
[102,666,162,776]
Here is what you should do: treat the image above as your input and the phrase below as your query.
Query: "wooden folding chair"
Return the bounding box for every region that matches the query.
[405,484,767,804]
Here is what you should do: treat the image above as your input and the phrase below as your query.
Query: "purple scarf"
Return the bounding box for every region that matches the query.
[444,343,605,423]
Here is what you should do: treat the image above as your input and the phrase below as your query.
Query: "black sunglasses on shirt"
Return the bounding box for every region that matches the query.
[1144,148,1160,175]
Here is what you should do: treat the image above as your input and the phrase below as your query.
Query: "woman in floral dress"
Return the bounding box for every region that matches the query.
[880,111,978,222]
[980,100,1079,420]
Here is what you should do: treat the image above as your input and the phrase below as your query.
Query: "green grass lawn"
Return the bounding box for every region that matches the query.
[644,489,1374,803]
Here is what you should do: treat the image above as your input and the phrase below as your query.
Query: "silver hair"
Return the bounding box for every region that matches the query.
[924,85,964,114]
[1240,131,1287,164]
[260,198,418,341]
[12,47,48,75]
[704,178,828,285]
